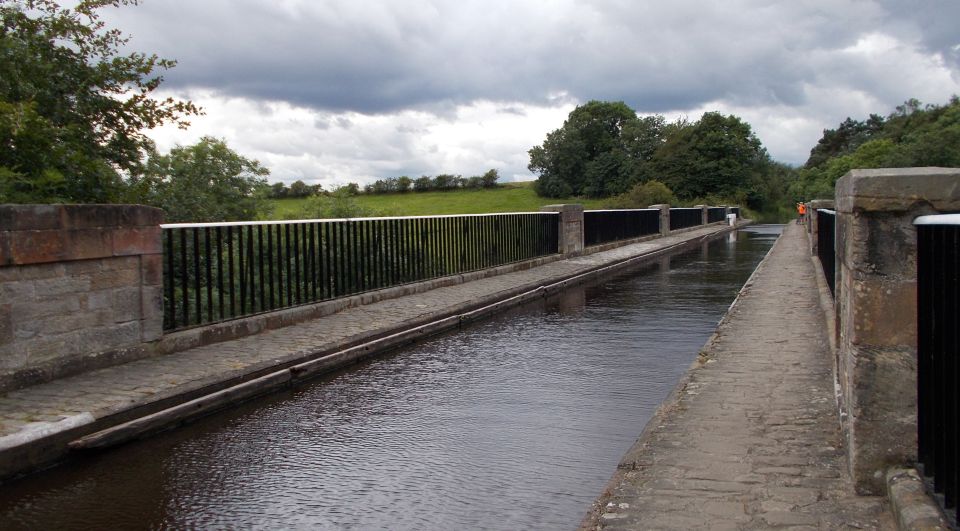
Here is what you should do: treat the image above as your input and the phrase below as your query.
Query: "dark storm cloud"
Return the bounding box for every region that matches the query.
[110,0,955,115]
[876,0,960,68]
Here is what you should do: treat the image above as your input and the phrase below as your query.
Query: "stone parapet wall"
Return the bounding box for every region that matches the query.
[830,167,960,494]
[0,205,164,391]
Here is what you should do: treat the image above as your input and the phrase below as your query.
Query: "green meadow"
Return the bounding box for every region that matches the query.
[268,181,609,219]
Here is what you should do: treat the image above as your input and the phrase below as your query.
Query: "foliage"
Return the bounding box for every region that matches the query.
[790,96,960,201]
[351,169,499,195]
[0,0,199,203]
[650,112,770,200]
[291,188,381,219]
[605,180,677,209]
[128,137,270,222]
[529,102,776,215]
[529,101,661,198]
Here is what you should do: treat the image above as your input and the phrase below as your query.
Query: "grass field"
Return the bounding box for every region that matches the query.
[268,181,609,219]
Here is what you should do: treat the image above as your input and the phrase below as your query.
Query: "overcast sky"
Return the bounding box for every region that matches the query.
[103,0,960,187]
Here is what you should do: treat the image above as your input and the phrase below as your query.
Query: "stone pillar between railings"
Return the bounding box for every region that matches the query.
[807,199,835,256]
[0,204,164,391]
[695,204,708,225]
[650,204,670,236]
[540,204,584,256]
[834,167,960,494]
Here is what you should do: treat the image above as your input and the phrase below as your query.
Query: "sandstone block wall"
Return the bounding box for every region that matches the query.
[833,167,960,494]
[0,205,164,391]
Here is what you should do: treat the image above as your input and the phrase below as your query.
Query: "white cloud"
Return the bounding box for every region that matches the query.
[110,0,960,180]
[148,91,575,186]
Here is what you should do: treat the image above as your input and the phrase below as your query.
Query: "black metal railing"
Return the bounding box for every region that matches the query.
[583,209,660,246]
[162,213,559,331]
[669,208,702,231]
[916,214,959,524]
[707,207,726,223]
[815,209,836,297]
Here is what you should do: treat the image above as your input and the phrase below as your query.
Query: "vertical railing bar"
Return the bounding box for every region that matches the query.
[257,225,266,312]
[238,227,245,315]
[180,228,190,327]
[309,223,317,301]
[227,226,236,318]
[246,225,256,313]
[284,224,293,304]
[192,228,201,325]
[216,227,224,321]
[164,230,175,330]
[204,227,213,323]
[267,225,275,310]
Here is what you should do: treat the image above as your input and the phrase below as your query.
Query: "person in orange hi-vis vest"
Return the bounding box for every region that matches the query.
[796,202,806,224]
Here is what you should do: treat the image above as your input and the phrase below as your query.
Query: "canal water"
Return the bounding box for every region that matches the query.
[0,226,782,530]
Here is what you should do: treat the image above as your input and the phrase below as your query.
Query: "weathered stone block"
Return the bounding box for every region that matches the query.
[0,343,27,371]
[79,321,140,352]
[111,287,144,321]
[847,277,916,347]
[837,212,917,278]
[0,205,61,231]
[0,279,36,300]
[0,304,12,344]
[837,167,960,213]
[25,334,81,364]
[0,262,63,282]
[10,291,82,320]
[60,204,120,229]
[32,275,91,298]
[117,204,164,227]
[89,265,140,290]
[112,227,162,256]
[141,254,164,286]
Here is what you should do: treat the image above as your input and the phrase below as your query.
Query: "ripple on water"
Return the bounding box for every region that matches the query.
[0,227,780,531]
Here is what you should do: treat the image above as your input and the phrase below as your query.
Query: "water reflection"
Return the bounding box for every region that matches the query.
[0,227,781,531]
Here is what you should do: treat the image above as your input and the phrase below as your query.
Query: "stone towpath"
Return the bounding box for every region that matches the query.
[581,223,894,530]
[0,223,731,480]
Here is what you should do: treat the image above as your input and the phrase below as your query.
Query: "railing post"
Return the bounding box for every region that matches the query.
[695,204,708,225]
[650,204,670,236]
[540,204,584,256]
[834,167,960,494]
[807,199,834,256]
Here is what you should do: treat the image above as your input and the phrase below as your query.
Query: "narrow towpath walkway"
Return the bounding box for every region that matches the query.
[583,224,894,530]
[0,224,731,480]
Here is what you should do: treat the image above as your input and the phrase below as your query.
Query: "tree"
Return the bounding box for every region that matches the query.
[804,115,884,168]
[288,179,311,198]
[413,176,432,191]
[606,180,677,209]
[396,176,412,192]
[268,182,289,199]
[529,101,661,198]
[0,0,199,203]
[480,168,499,188]
[649,112,769,200]
[130,137,270,222]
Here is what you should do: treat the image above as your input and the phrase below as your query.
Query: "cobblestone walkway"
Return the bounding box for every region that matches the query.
[0,226,724,450]
[582,224,894,530]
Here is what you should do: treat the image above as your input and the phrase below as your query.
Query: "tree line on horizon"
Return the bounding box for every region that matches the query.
[2,1,957,224]
[265,169,500,200]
